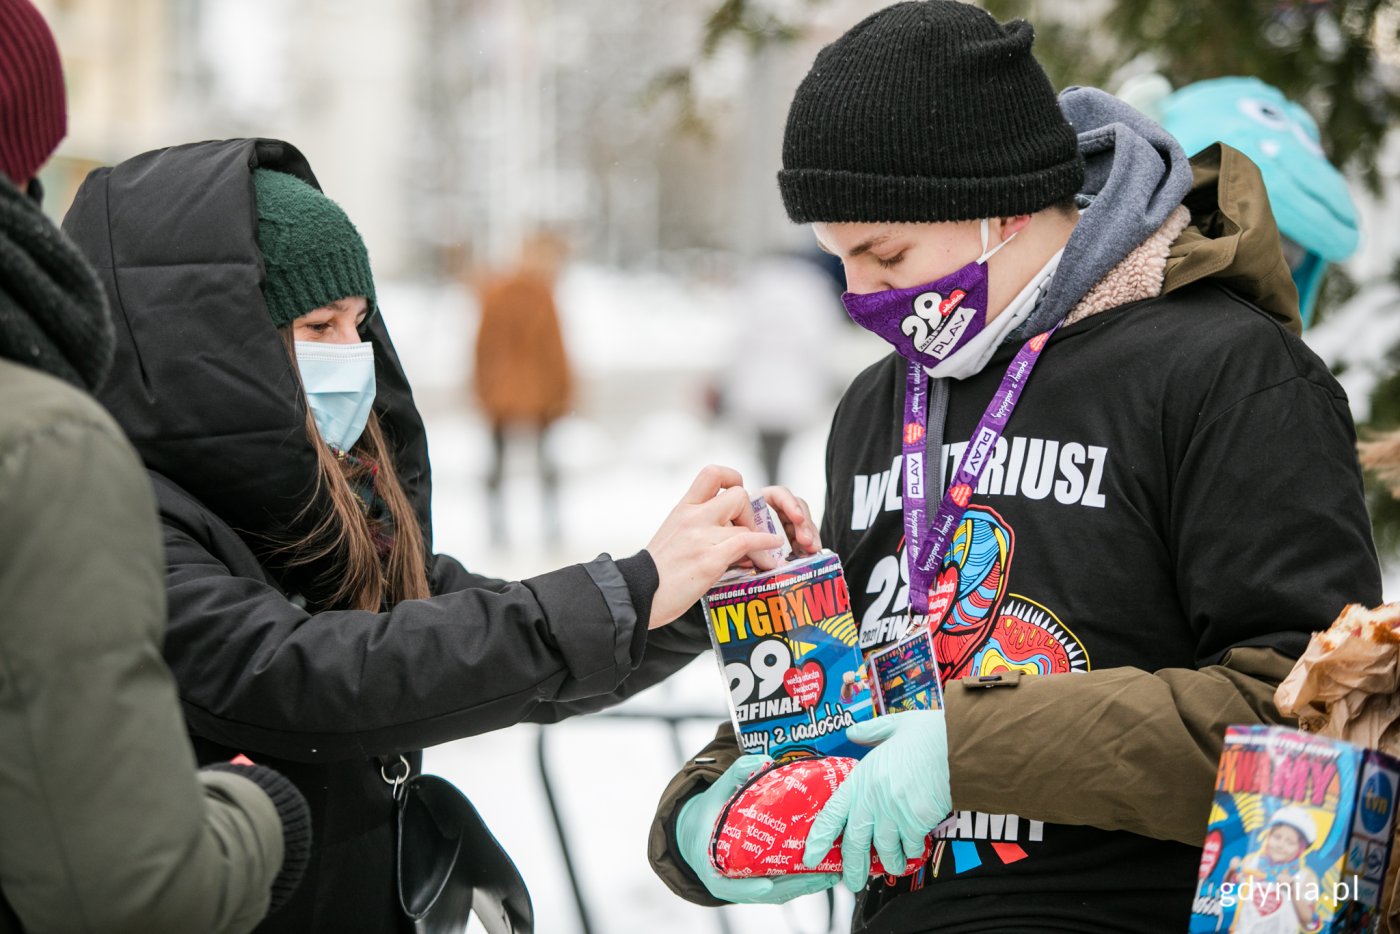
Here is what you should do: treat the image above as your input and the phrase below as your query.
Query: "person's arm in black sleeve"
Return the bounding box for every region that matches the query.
[429,552,509,595]
[527,605,713,723]
[1174,374,1380,661]
[162,516,654,762]
[436,547,707,722]
[162,458,788,763]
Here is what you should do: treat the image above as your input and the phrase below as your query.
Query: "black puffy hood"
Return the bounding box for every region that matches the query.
[61,139,433,589]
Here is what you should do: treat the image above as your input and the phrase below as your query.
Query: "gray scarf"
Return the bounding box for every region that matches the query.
[1007,86,1194,344]
[0,175,113,391]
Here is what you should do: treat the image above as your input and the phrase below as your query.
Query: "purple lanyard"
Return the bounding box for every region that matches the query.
[903,323,1060,616]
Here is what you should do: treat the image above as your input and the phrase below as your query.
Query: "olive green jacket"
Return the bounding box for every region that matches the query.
[0,360,285,933]
[648,144,1323,906]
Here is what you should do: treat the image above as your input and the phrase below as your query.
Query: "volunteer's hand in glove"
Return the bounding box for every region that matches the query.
[677,754,841,904]
[801,710,951,892]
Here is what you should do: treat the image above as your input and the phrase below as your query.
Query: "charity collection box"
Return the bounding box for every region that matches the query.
[1191,724,1399,933]
[701,550,876,761]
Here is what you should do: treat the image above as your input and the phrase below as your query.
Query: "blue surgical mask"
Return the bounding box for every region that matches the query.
[294,341,377,452]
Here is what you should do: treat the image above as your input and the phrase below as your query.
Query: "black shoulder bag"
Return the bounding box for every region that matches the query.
[381,756,534,934]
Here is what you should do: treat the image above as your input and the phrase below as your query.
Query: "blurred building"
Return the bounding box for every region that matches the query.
[33,0,898,279]
[35,0,418,274]
[31,0,173,209]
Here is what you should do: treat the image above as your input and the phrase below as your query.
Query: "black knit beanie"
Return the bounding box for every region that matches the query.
[779,0,1084,224]
[204,762,312,916]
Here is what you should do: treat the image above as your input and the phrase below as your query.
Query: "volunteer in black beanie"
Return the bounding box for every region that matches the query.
[650,2,1379,933]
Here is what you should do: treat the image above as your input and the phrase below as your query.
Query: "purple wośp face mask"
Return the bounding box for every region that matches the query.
[840,219,1016,369]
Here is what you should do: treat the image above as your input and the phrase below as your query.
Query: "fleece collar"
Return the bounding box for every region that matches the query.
[1064,204,1192,326]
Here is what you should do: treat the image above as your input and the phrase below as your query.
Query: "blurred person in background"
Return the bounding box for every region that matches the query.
[0,2,310,931]
[61,141,819,933]
[648,3,1379,932]
[1122,74,1361,329]
[472,229,573,547]
[715,254,843,487]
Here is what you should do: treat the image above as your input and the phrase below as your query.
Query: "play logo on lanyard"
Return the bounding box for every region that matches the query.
[902,321,1062,617]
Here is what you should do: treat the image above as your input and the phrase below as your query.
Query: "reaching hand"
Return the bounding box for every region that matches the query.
[645,465,784,629]
[801,710,951,892]
[677,754,841,904]
[760,485,822,556]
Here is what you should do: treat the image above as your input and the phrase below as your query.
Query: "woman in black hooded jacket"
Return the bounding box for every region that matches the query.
[61,138,816,933]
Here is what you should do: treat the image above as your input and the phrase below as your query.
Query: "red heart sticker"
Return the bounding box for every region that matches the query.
[927,566,959,622]
[950,484,972,508]
[1029,332,1049,353]
[711,757,932,878]
[1253,886,1282,915]
[939,289,967,317]
[783,662,825,710]
[1198,830,1221,879]
[904,422,925,445]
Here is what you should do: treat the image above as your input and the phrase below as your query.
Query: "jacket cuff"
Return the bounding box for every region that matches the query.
[203,763,312,914]
[615,550,658,657]
[649,771,728,907]
[647,724,741,907]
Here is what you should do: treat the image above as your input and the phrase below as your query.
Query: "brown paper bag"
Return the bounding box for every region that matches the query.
[1275,603,1400,932]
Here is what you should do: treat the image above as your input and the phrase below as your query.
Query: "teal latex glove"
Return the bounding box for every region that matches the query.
[677,753,841,905]
[801,710,951,892]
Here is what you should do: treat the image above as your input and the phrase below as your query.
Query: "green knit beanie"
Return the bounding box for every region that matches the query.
[252,167,377,328]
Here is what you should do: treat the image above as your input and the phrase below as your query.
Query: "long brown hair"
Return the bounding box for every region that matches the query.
[280,328,431,610]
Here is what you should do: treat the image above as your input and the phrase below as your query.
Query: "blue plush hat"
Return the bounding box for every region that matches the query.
[1158,77,1358,326]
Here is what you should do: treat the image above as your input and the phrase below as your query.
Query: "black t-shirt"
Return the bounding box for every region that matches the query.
[819,284,1380,934]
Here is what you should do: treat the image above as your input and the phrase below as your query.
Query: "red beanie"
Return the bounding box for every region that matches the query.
[0,0,66,185]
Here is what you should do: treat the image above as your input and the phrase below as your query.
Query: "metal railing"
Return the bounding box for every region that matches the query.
[536,709,838,934]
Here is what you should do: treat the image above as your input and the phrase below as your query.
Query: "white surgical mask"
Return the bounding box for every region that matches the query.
[294,340,376,451]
